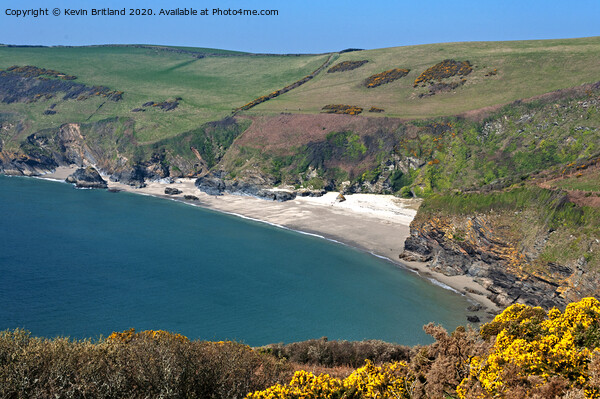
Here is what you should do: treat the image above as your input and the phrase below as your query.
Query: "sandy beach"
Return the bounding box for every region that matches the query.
[41,166,500,318]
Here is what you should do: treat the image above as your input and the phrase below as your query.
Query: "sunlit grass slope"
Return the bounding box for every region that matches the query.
[249,37,600,118]
[0,45,328,142]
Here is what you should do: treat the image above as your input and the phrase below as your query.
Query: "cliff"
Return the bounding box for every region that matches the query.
[401,187,600,309]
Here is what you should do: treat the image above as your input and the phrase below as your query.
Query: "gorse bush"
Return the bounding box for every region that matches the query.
[321,104,363,115]
[458,298,600,398]
[364,68,410,88]
[413,59,472,87]
[4,298,600,398]
[250,298,600,399]
[247,360,414,399]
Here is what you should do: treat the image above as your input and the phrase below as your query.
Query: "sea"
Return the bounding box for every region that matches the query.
[0,175,472,346]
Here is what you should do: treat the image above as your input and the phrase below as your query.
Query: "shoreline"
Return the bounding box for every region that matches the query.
[36,166,500,319]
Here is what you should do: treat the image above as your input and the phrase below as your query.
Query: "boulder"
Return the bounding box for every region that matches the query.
[298,189,326,197]
[164,187,182,195]
[256,189,297,202]
[65,166,107,189]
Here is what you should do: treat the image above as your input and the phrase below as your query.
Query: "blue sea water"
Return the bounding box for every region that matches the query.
[0,175,472,346]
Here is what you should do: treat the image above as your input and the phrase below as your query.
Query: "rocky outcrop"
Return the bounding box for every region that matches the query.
[164,187,182,195]
[297,189,326,197]
[195,175,226,195]
[110,166,147,188]
[400,213,581,310]
[65,166,108,189]
[255,189,296,202]
[194,172,297,201]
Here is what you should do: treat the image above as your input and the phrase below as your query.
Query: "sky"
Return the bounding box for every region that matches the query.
[1,0,598,53]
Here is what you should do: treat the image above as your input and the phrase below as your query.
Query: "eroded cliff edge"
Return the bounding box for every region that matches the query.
[401,187,600,310]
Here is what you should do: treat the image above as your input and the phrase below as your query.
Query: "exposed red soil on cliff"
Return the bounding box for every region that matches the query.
[234,114,405,154]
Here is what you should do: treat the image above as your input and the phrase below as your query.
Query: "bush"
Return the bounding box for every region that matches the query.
[0,328,291,398]
[321,104,363,115]
[364,68,410,88]
[260,337,411,368]
[414,59,472,87]
[327,60,368,73]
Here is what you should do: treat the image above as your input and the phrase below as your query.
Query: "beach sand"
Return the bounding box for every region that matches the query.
[41,166,500,318]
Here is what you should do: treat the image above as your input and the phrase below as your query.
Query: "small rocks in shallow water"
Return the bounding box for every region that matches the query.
[164,187,182,195]
[184,195,199,201]
[467,315,481,323]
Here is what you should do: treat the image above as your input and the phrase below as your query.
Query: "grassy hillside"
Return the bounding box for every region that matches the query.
[0,45,329,143]
[248,37,600,118]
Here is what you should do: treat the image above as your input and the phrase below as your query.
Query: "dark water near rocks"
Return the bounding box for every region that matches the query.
[0,175,471,346]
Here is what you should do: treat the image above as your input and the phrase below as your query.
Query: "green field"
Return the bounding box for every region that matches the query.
[249,37,600,118]
[0,45,328,142]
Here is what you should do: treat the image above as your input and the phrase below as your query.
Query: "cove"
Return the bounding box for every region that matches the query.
[0,175,471,346]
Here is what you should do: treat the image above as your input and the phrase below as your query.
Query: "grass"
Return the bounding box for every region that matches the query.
[248,37,600,119]
[553,169,600,192]
[0,45,329,142]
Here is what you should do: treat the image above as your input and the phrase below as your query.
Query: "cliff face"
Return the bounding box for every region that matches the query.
[0,117,246,185]
[401,195,600,310]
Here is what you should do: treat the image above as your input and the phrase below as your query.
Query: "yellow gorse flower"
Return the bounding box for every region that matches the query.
[247,359,412,399]
[459,297,600,398]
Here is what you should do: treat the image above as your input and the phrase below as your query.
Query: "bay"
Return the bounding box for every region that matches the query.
[0,175,471,346]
